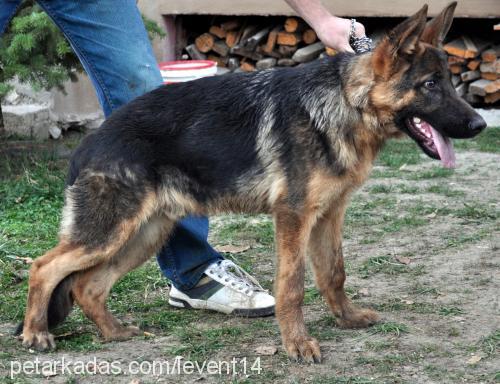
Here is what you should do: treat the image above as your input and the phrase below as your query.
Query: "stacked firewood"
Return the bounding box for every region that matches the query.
[444,37,500,105]
[185,17,335,73]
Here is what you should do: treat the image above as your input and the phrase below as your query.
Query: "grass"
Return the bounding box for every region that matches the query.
[369,322,409,337]
[358,255,424,278]
[453,127,500,153]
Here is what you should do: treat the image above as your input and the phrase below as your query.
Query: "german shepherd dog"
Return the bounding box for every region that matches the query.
[19,3,486,362]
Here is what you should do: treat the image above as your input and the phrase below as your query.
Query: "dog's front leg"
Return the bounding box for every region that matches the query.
[274,208,321,363]
[308,197,380,328]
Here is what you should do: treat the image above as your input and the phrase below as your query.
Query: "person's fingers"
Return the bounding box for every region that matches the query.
[355,22,366,38]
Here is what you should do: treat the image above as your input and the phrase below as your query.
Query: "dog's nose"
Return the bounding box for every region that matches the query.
[468,115,487,134]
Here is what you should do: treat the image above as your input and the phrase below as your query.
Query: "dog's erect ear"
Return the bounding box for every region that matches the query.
[372,5,428,78]
[420,2,457,47]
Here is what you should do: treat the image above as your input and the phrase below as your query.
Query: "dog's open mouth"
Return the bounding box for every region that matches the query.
[406,117,456,168]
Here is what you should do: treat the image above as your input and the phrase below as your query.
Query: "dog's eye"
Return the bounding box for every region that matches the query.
[424,80,437,89]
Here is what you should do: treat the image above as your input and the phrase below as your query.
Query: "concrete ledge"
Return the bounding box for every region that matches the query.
[2,104,51,139]
[140,0,500,18]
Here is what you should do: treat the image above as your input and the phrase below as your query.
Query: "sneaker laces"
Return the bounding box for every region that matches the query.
[207,260,267,296]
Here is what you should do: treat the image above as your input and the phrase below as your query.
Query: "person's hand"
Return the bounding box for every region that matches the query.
[314,16,366,53]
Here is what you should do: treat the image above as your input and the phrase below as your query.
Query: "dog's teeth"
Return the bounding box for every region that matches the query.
[413,117,422,124]
[415,123,422,129]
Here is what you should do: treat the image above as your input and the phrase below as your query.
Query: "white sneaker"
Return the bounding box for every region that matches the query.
[168,260,275,317]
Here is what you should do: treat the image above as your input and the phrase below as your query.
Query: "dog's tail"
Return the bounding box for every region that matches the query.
[14,274,75,336]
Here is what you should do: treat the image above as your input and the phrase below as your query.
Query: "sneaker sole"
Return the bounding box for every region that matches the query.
[168,297,275,318]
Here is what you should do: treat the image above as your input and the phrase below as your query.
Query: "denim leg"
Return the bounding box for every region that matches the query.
[157,217,222,291]
[33,0,222,290]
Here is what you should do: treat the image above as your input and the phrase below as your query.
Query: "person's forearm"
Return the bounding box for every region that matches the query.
[284,0,366,52]
[284,0,335,31]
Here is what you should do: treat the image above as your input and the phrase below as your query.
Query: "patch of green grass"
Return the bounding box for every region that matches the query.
[373,299,437,314]
[56,332,103,352]
[438,306,464,316]
[454,203,497,222]
[377,139,422,168]
[370,322,409,336]
[369,184,392,194]
[216,218,274,246]
[409,283,439,296]
[358,256,424,278]
[410,166,454,180]
[453,127,500,153]
[0,150,66,322]
[304,286,322,305]
[426,184,465,197]
[479,329,500,357]
[168,326,244,361]
[313,376,382,384]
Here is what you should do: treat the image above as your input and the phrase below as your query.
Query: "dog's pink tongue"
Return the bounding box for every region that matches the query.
[429,125,456,168]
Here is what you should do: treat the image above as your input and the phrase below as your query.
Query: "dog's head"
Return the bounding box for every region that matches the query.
[370,2,486,168]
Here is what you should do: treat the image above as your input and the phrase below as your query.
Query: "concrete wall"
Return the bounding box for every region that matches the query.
[139,0,500,18]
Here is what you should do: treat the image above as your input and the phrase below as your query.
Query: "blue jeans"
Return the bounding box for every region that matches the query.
[1,0,221,290]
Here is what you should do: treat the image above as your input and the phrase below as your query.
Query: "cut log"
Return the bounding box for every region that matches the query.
[277,58,296,67]
[325,47,337,56]
[278,44,298,58]
[480,60,500,74]
[448,56,466,65]
[485,91,500,103]
[451,75,461,87]
[185,44,207,60]
[212,40,230,57]
[449,64,464,74]
[277,32,302,46]
[257,45,281,58]
[230,45,263,61]
[195,33,215,53]
[461,70,480,82]
[209,26,227,39]
[481,46,499,62]
[221,20,241,31]
[292,42,325,63]
[481,73,498,81]
[225,31,239,48]
[462,36,489,58]
[444,38,467,58]
[263,27,281,54]
[207,54,228,67]
[469,79,498,96]
[467,60,481,71]
[227,57,240,71]
[244,27,271,50]
[284,17,305,33]
[256,57,277,70]
[455,83,467,97]
[240,61,256,72]
[302,29,318,45]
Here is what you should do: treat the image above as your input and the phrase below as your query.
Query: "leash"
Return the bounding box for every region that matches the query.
[349,18,374,53]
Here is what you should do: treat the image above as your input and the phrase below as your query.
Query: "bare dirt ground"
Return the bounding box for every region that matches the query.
[0,144,498,384]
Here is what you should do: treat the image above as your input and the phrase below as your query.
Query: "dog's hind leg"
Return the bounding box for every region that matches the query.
[274,207,321,363]
[308,197,380,329]
[21,240,121,350]
[72,215,173,341]
[22,186,159,351]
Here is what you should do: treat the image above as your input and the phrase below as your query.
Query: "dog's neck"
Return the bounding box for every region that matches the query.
[301,53,388,172]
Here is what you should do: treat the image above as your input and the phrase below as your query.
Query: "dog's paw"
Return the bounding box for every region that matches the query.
[21,330,56,351]
[104,325,142,341]
[337,308,380,329]
[284,336,321,364]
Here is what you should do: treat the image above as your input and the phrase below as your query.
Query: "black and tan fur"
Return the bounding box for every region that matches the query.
[19,3,486,362]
